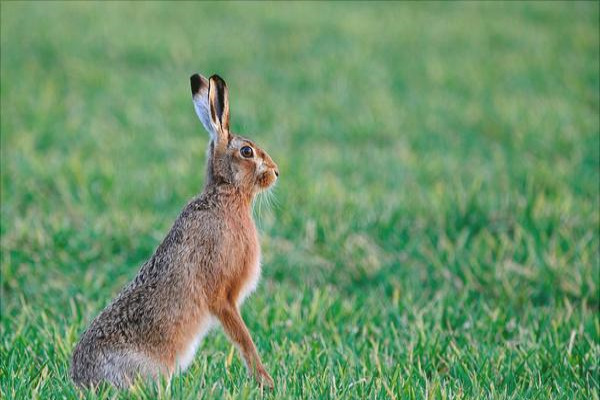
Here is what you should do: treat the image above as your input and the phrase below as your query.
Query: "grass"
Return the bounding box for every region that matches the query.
[1,1,598,399]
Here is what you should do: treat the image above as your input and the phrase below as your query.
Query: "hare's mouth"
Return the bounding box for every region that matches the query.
[257,170,277,191]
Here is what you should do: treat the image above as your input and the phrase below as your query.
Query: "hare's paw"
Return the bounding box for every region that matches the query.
[254,366,274,390]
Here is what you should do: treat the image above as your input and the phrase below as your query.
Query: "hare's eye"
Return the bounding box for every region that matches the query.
[240,146,253,158]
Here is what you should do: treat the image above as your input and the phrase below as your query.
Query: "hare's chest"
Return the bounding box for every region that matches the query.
[237,244,261,306]
[224,216,262,305]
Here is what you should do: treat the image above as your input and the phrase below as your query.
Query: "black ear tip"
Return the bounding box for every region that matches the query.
[209,74,226,87]
[190,74,202,95]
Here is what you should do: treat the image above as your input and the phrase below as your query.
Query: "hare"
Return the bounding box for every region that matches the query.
[70,73,278,389]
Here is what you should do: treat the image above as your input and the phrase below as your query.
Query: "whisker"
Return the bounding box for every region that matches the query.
[252,186,278,224]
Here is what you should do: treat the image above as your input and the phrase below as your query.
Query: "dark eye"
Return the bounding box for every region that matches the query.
[240,146,253,158]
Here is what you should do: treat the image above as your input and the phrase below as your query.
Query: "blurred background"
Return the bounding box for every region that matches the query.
[1,2,598,398]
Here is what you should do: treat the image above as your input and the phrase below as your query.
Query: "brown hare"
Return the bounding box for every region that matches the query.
[70,73,278,389]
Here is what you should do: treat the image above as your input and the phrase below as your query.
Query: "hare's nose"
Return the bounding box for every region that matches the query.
[274,169,279,177]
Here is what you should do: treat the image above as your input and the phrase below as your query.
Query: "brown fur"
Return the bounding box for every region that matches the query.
[70,74,278,389]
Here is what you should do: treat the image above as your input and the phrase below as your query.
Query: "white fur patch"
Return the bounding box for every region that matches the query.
[192,93,217,142]
[176,316,216,371]
[258,160,267,174]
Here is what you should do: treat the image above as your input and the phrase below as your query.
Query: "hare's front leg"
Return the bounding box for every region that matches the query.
[210,300,274,389]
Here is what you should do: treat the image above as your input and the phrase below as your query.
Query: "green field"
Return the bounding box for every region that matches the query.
[1,2,598,399]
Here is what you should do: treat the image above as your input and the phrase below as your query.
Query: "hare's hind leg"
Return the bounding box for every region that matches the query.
[100,349,167,389]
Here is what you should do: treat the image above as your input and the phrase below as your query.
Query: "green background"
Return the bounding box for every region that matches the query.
[1,2,598,399]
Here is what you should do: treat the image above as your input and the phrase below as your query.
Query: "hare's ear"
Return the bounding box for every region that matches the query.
[208,74,231,144]
[190,73,218,142]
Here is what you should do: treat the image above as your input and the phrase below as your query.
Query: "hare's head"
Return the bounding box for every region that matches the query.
[190,74,279,196]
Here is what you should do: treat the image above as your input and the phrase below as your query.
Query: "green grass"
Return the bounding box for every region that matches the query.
[1,2,598,399]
